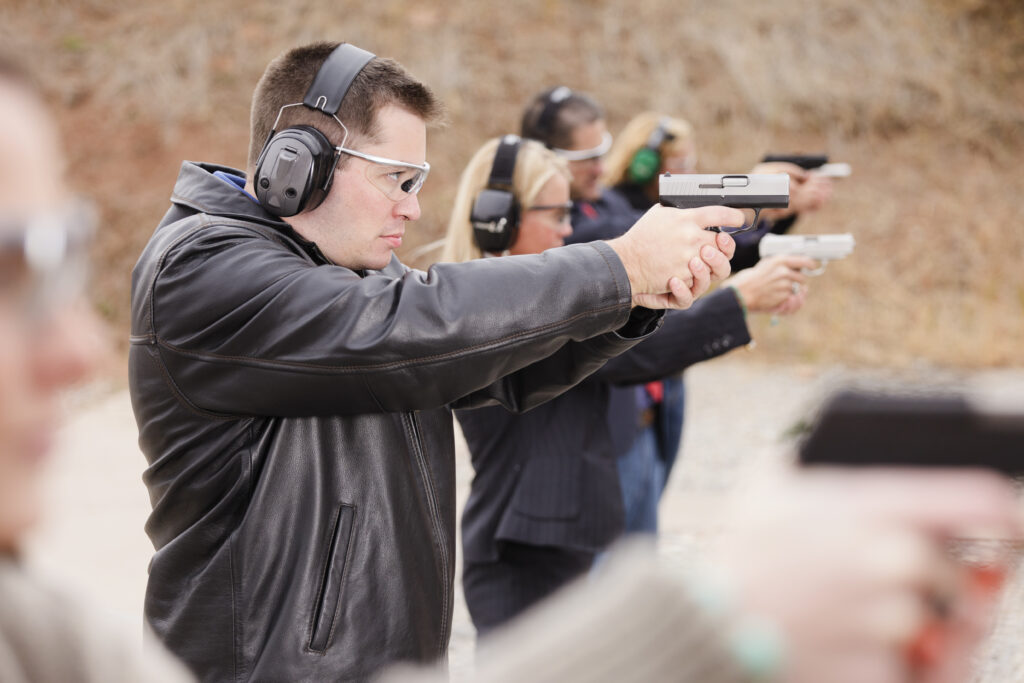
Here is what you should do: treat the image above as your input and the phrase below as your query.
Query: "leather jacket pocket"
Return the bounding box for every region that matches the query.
[308,503,356,653]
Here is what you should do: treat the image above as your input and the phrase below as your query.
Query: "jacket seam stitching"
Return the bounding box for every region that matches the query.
[589,242,629,304]
[142,216,313,417]
[228,535,242,682]
[400,414,450,651]
[143,215,309,336]
[152,302,626,374]
[149,345,238,420]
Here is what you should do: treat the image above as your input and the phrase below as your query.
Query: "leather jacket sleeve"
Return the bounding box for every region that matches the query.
[142,223,640,417]
[593,287,752,385]
[452,307,663,413]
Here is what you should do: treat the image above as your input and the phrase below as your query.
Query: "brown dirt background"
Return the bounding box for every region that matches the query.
[1,0,1022,369]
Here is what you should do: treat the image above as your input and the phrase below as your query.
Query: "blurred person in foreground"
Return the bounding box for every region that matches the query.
[0,54,192,682]
[520,89,815,536]
[381,468,1022,683]
[128,40,743,682]
[443,135,816,636]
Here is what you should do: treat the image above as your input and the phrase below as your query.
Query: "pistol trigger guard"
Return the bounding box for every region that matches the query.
[721,207,761,235]
[805,262,827,276]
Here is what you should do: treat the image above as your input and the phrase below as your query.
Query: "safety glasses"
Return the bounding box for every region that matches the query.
[0,200,94,323]
[526,201,573,224]
[551,131,613,162]
[338,146,431,202]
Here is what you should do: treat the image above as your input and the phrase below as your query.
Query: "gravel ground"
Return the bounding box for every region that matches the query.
[23,357,1024,681]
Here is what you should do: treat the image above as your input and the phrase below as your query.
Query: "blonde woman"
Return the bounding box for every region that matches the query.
[441,135,572,263]
[446,134,641,637]
[601,111,698,209]
[445,133,804,637]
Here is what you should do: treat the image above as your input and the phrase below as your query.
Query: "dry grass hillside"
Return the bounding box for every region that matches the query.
[2,0,1021,368]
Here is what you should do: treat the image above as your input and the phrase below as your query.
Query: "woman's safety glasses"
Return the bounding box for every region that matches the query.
[526,201,573,224]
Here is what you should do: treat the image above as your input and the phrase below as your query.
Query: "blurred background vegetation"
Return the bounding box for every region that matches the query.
[2,0,1021,368]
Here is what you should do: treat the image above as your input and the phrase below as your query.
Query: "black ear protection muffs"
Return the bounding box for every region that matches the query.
[627,118,676,185]
[254,43,375,217]
[470,135,522,253]
[534,86,572,145]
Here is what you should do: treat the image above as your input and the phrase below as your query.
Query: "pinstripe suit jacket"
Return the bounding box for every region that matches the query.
[457,286,750,563]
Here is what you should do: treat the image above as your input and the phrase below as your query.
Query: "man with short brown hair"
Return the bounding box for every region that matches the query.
[131,41,740,681]
[246,42,444,175]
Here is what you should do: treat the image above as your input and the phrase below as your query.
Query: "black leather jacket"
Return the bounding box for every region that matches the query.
[129,162,661,682]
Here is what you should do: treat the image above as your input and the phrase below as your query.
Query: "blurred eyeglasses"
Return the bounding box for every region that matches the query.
[526,201,573,224]
[551,132,613,162]
[338,146,431,202]
[0,200,94,323]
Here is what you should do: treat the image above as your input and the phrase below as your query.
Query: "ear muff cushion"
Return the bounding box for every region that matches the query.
[628,146,661,185]
[255,126,336,217]
[471,188,520,253]
[470,135,522,252]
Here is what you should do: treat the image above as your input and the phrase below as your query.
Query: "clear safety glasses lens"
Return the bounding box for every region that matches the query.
[338,146,430,202]
[526,201,574,224]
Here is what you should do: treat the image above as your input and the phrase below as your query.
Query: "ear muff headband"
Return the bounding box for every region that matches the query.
[470,135,522,253]
[628,118,676,185]
[304,44,375,114]
[535,86,572,145]
[255,43,376,217]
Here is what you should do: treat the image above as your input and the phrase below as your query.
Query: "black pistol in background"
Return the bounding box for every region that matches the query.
[658,173,789,234]
[798,388,1024,475]
[762,153,852,178]
[797,385,1024,670]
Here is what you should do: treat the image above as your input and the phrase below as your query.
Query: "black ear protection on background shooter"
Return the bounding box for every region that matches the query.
[532,86,572,146]
[627,118,675,185]
[254,43,375,217]
[470,135,522,253]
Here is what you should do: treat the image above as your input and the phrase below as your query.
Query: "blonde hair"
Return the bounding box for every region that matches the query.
[601,112,696,188]
[441,137,570,263]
